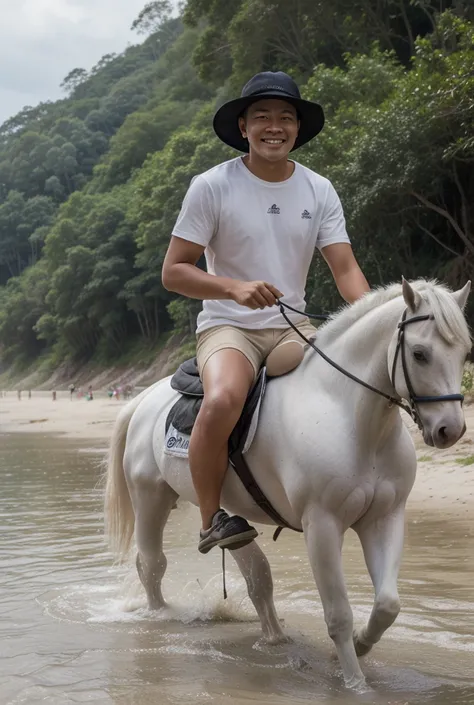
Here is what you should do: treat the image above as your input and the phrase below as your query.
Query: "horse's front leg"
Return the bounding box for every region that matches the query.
[353,506,405,656]
[304,510,366,689]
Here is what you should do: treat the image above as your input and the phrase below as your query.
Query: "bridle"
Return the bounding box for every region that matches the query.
[278,301,464,431]
[389,309,464,429]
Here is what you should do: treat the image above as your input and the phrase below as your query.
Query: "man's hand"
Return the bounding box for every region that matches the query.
[162,236,284,306]
[229,280,283,310]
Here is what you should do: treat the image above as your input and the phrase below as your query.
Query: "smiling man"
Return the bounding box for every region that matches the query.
[162,71,370,554]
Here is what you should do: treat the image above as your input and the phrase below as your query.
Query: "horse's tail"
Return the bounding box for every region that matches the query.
[104,381,163,560]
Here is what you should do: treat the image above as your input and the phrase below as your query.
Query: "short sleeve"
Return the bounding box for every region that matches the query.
[172,175,217,247]
[316,182,351,251]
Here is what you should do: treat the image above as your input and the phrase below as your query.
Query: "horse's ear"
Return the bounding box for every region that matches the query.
[402,277,422,312]
[452,281,471,311]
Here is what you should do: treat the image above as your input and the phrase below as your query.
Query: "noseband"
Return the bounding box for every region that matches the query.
[278,301,464,431]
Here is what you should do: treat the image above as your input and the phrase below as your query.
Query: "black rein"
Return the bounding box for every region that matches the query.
[277,300,464,430]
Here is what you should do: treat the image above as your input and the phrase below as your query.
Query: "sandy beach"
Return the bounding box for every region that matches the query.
[0,389,128,441]
[1,388,473,519]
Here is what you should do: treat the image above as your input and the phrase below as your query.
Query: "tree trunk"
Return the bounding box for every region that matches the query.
[135,310,146,338]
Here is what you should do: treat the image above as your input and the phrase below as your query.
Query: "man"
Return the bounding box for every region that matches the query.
[162,71,370,554]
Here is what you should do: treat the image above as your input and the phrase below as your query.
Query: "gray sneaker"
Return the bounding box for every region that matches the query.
[198,509,258,554]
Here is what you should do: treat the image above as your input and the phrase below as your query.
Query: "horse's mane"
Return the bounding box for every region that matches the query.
[318,279,471,348]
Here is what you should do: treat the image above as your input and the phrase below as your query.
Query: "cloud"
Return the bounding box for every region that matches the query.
[0,0,174,125]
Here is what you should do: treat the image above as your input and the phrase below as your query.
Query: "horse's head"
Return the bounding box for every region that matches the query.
[388,279,472,449]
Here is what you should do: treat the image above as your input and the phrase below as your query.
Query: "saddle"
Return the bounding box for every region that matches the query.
[166,357,301,535]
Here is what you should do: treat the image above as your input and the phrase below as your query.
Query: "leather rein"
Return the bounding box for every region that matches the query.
[278,301,464,431]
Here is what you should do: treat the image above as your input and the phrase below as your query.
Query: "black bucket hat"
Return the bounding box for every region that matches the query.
[213,71,325,153]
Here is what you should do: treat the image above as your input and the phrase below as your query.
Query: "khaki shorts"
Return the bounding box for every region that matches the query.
[196,319,317,379]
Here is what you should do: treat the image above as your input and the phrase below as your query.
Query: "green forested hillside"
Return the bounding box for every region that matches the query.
[1,0,473,370]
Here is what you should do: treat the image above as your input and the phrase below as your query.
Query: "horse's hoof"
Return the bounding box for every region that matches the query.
[149,600,168,611]
[347,678,373,694]
[353,629,373,657]
[264,633,292,646]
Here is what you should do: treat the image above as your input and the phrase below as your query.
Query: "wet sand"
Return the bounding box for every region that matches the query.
[1,389,474,518]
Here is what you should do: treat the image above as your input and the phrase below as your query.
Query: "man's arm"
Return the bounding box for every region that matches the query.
[162,236,282,309]
[321,243,370,304]
[162,236,234,300]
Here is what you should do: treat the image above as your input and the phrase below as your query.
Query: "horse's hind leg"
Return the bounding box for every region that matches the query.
[230,541,286,644]
[133,477,178,610]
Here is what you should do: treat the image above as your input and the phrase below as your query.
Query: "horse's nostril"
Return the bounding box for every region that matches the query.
[436,426,454,446]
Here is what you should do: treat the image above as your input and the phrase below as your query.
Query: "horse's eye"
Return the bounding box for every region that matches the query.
[413,350,426,363]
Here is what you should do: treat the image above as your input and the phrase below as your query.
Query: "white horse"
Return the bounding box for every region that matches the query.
[104,279,471,689]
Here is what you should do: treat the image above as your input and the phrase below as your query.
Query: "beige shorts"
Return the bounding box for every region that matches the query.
[196,319,317,379]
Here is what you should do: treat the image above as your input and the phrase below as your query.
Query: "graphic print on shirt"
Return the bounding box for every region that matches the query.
[301,209,312,219]
[267,203,280,214]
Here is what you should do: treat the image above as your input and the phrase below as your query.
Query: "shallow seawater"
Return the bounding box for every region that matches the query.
[0,433,473,704]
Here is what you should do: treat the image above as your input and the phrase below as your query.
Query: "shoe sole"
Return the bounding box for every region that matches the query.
[198,528,258,555]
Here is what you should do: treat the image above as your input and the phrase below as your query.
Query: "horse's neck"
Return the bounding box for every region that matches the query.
[303,298,405,439]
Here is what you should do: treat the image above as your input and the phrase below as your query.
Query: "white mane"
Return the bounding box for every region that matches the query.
[318,279,471,348]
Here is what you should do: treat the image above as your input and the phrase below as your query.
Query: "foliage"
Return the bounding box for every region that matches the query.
[131,1,173,35]
[1,2,474,371]
[0,260,50,364]
[462,364,474,395]
[183,0,474,86]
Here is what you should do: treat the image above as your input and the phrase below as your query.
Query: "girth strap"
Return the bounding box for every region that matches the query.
[229,449,303,538]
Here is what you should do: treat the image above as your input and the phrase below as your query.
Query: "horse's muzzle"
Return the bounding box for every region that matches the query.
[424,419,467,449]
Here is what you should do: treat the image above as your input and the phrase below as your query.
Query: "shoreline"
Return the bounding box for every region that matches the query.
[1,390,474,519]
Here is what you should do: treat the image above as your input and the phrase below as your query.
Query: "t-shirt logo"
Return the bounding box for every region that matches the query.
[267,204,280,214]
[301,209,312,219]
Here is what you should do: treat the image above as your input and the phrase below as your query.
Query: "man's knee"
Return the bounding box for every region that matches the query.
[198,386,248,432]
[266,341,304,377]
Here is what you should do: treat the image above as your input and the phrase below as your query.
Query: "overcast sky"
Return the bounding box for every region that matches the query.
[0,0,176,126]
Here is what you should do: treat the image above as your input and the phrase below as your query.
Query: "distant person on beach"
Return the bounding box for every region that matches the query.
[87,385,93,401]
[68,383,76,400]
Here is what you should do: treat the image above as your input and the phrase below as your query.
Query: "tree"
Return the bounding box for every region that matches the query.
[298,14,474,303]
[131,1,172,35]
[60,68,89,95]
[0,261,50,364]
[0,191,55,281]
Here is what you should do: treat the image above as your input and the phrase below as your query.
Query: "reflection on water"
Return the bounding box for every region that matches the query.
[0,433,473,705]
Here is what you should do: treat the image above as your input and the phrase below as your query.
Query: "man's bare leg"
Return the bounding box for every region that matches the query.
[188,348,256,552]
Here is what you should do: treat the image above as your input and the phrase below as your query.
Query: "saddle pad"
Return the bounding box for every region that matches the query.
[165,423,192,458]
[165,394,202,436]
[165,367,267,458]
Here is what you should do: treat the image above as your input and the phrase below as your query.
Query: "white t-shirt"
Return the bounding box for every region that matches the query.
[172,156,350,333]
